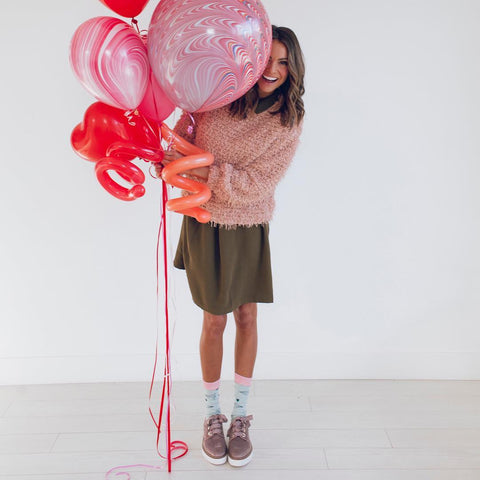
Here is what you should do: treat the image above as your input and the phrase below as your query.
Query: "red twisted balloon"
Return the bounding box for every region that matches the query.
[94,157,146,201]
[94,141,164,201]
[160,123,214,223]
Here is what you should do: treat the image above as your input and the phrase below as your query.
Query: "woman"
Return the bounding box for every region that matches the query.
[157,25,305,467]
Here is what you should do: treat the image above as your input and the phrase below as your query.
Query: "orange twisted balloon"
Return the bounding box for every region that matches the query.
[160,123,214,223]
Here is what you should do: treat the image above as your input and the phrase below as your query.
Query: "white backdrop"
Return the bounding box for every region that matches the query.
[1,0,479,384]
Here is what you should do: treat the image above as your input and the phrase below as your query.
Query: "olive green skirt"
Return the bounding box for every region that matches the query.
[174,216,273,315]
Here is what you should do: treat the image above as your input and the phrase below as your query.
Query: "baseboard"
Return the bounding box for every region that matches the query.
[1,350,480,384]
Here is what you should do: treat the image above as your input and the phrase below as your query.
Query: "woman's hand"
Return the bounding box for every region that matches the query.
[187,166,209,181]
[153,148,210,181]
[154,149,183,178]
[163,149,183,166]
[153,161,164,178]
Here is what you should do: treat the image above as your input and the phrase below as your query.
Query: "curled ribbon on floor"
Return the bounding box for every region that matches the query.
[160,123,214,224]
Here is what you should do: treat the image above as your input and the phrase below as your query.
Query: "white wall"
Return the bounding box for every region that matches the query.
[1,0,479,384]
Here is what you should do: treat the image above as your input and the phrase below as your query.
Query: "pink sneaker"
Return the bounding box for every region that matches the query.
[226,415,254,467]
[202,413,228,465]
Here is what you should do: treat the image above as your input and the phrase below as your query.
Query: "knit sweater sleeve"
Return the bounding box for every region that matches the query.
[206,121,303,207]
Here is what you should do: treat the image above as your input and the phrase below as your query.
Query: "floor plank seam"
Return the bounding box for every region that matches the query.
[384,428,394,447]
[49,433,60,453]
[323,447,329,469]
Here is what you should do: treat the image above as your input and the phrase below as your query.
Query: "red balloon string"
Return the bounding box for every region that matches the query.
[123,109,138,126]
[105,181,188,480]
[97,108,211,476]
[130,18,148,43]
[148,180,188,467]
[131,18,140,34]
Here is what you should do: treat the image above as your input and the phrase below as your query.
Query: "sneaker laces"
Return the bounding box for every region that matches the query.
[229,415,253,439]
[207,414,228,436]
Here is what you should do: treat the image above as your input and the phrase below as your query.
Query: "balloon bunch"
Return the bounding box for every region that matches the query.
[69,0,272,221]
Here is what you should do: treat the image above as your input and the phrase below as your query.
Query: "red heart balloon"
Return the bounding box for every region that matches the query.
[99,0,150,18]
[71,102,160,163]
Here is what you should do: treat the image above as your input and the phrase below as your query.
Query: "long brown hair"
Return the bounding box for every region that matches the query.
[229,25,305,128]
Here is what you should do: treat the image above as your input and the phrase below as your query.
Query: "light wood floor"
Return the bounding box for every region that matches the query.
[1,379,480,479]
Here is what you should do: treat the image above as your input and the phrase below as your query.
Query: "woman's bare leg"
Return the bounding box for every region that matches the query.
[200,311,228,382]
[233,303,258,377]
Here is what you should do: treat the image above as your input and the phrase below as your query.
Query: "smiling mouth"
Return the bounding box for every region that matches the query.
[262,75,278,83]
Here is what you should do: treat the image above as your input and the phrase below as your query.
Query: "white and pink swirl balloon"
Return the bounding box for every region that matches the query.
[70,16,150,110]
[147,0,272,112]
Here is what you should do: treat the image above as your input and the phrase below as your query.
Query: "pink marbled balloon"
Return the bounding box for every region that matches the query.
[147,0,272,112]
[138,70,176,123]
[70,16,149,110]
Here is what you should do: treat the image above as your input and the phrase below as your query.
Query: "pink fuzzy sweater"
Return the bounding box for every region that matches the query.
[173,99,303,227]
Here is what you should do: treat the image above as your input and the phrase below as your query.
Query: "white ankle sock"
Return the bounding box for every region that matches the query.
[203,379,221,418]
[231,373,252,420]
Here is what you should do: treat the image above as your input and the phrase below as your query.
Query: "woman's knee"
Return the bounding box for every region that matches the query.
[234,303,257,329]
[202,311,227,336]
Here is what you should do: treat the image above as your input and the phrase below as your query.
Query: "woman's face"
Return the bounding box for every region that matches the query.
[257,39,289,98]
